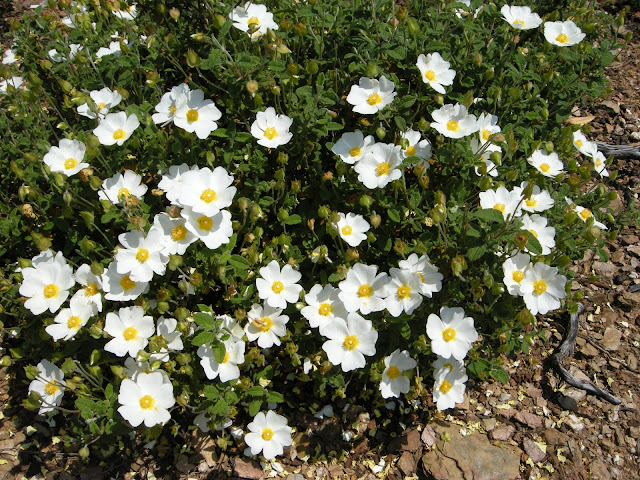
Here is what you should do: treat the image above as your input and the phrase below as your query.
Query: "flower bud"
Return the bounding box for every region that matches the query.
[246,79,259,95]
[484,67,495,80]
[376,127,386,139]
[365,63,381,78]
[212,13,226,29]
[169,7,180,20]
[277,208,289,222]
[472,53,482,67]
[318,205,330,218]
[359,194,373,209]
[80,211,94,227]
[291,179,301,193]
[168,254,183,271]
[370,213,382,228]
[417,117,429,131]
[306,59,319,75]
[407,17,420,36]
[186,49,201,67]
[294,22,306,36]
[451,255,467,278]
[345,249,359,261]
[286,62,300,76]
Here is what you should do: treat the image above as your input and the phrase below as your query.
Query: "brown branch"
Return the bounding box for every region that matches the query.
[596,142,640,160]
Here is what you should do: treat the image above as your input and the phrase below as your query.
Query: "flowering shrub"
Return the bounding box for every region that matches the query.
[0,0,632,462]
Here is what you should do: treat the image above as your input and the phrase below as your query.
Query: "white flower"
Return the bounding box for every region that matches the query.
[96,40,125,58]
[400,129,432,164]
[77,87,122,120]
[398,253,443,298]
[470,138,500,177]
[0,76,23,94]
[93,112,139,146]
[354,143,402,189]
[177,166,236,217]
[431,103,478,139]
[500,5,542,30]
[173,88,222,139]
[117,372,174,427]
[71,264,103,313]
[152,83,189,125]
[250,107,293,148]
[309,245,332,264]
[123,357,170,382]
[527,150,564,177]
[583,143,609,177]
[301,284,348,336]
[479,186,519,221]
[45,296,94,341]
[219,314,246,341]
[336,212,370,247]
[520,262,567,315]
[544,20,586,47]
[520,214,555,256]
[245,303,289,349]
[104,306,155,358]
[432,355,466,379]
[3,48,19,64]
[149,317,184,363]
[346,76,396,114]
[379,349,417,399]
[102,261,149,302]
[433,362,468,411]
[426,307,478,361]
[230,2,279,40]
[255,260,302,309]
[115,229,169,282]
[28,359,65,415]
[502,252,531,296]
[198,339,245,382]
[157,163,198,205]
[43,138,88,176]
[331,131,375,165]
[384,269,423,317]
[476,113,501,144]
[98,170,147,204]
[565,198,607,230]
[572,130,597,155]
[152,213,197,255]
[338,263,388,314]
[181,206,233,250]
[512,182,554,214]
[416,52,456,94]
[48,44,82,62]
[19,251,75,315]
[113,3,137,21]
[322,313,378,372]
[244,411,292,460]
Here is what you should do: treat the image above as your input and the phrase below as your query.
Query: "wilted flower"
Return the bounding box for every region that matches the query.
[0,76,23,94]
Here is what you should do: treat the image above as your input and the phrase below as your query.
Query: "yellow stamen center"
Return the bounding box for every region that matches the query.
[222,352,230,364]
[113,129,126,140]
[367,93,381,105]
[64,158,78,170]
[85,283,98,296]
[418,273,425,283]
[424,70,436,81]
[169,105,177,115]
[341,225,353,236]
[533,279,547,295]
[481,129,491,141]
[575,139,583,147]
[136,248,149,263]
[117,187,130,199]
[67,315,82,329]
[271,281,284,294]
[596,158,602,167]
[97,102,106,110]
[386,365,400,379]
[45,381,59,395]
[443,362,454,372]
[261,428,273,441]
[120,275,136,290]
[200,188,217,204]
[43,284,59,299]
[493,203,505,213]
[556,33,568,44]
[349,146,361,157]
[525,199,537,208]
[528,229,538,238]
[405,145,416,156]
[264,127,278,140]
[186,109,199,123]
[253,316,273,332]
[376,162,390,176]
[513,19,525,27]
[447,120,459,132]
[442,327,456,342]
[357,284,372,298]
[397,285,411,299]
[439,380,452,394]
[123,327,138,341]
[539,163,550,173]
[343,334,359,350]
[171,225,187,241]
[139,395,154,410]
[248,16,260,26]
[318,303,332,316]
[512,270,524,283]
[197,216,213,231]
[579,208,592,220]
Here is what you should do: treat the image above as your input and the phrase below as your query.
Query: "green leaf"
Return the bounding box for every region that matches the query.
[473,209,504,223]
[388,208,401,223]
[209,398,229,416]
[246,385,265,396]
[285,214,302,225]
[211,340,226,364]
[194,312,215,329]
[265,390,284,403]
[228,255,250,271]
[467,245,487,262]
[191,331,217,346]
[489,367,509,384]
[248,399,262,417]
[384,45,406,60]
[203,385,219,400]
[525,232,543,256]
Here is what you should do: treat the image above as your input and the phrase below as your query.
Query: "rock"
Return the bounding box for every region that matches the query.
[610,250,625,263]
[523,438,546,463]
[602,327,622,351]
[285,475,304,480]
[233,458,263,480]
[589,459,612,480]
[628,353,638,372]
[482,418,497,432]
[490,425,515,441]
[601,100,621,114]
[565,414,585,433]
[515,411,542,429]
[593,261,617,276]
[421,423,521,480]
[620,234,639,246]
[421,425,437,447]
[397,451,416,476]
[175,454,195,474]
[557,394,579,412]
[388,428,421,452]
[79,468,104,480]
[543,429,569,446]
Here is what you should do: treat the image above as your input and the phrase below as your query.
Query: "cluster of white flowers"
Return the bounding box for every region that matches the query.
[500,5,586,47]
